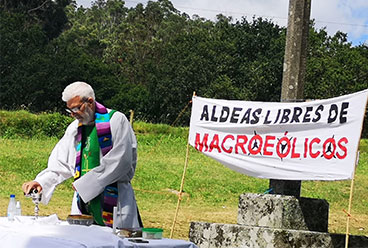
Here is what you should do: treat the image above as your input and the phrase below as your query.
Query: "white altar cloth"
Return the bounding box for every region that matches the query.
[0,216,197,248]
[0,215,123,248]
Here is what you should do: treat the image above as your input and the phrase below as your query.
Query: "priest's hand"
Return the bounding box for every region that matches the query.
[22,181,42,195]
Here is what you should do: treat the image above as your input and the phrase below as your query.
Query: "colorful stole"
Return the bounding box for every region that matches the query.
[74,101,117,227]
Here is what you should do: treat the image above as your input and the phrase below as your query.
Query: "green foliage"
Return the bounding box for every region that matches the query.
[0,0,71,40]
[0,110,190,139]
[133,120,188,139]
[306,29,368,99]
[1,0,367,136]
[0,110,73,138]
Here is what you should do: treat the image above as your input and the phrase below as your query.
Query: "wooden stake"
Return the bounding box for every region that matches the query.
[129,110,134,127]
[345,152,359,248]
[345,93,367,248]
[170,139,190,239]
[170,92,195,239]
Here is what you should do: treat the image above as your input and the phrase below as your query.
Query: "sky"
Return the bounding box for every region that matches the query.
[76,0,368,46]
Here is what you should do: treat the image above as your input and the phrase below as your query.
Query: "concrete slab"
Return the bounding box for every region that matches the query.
[189,222,368,248]
[237,193,329,232]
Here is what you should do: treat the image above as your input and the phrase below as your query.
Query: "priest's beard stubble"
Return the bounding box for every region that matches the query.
[80,105,95,125]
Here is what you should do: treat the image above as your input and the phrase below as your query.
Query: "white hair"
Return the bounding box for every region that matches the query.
[62,81,95,102]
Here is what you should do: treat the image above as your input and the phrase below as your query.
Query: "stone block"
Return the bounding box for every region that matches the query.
[189,222,368,248]
[237,193,329,232]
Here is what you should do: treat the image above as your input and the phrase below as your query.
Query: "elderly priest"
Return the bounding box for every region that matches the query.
[22,81,142,229]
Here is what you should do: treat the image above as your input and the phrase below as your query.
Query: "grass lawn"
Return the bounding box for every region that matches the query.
[0,128,367,240]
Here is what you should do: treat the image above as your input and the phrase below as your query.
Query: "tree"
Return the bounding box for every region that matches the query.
[306,26,368,99]
[0,0,71,40]
[1,0,366,135]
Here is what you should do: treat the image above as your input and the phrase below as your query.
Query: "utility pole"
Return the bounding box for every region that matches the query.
[269,0,311,197]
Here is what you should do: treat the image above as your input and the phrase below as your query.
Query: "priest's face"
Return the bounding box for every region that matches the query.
[66,96,95,125]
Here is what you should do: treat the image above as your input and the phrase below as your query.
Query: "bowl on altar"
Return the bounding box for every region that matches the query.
[66,214,94,226]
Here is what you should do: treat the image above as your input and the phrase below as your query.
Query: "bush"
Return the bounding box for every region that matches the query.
[0,110,189,139]
[133,121,188,137]
[0,110,73,138]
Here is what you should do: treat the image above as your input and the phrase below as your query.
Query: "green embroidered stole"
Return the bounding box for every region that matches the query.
[81,125,104,225]
[74,102,117,226]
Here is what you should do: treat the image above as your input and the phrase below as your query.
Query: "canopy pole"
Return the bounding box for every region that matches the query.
[170,92,195,239]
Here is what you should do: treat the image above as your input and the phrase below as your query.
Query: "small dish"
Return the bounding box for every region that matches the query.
[66,214,94,226]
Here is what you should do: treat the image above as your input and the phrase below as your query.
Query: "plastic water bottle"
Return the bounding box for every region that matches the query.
[7,194,16,221]
[15,201,22,216]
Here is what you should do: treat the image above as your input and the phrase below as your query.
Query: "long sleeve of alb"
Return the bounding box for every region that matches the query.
[35,121,78,205]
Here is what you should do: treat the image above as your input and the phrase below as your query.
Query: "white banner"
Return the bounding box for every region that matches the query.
[189,89,368,180]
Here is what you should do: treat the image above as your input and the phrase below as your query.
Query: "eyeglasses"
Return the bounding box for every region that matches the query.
[66,101,86,114]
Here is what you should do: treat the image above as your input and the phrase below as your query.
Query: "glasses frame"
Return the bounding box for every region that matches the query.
[65,100,87,114]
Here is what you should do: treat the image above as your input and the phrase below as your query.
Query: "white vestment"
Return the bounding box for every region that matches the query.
[35,110,140,228]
